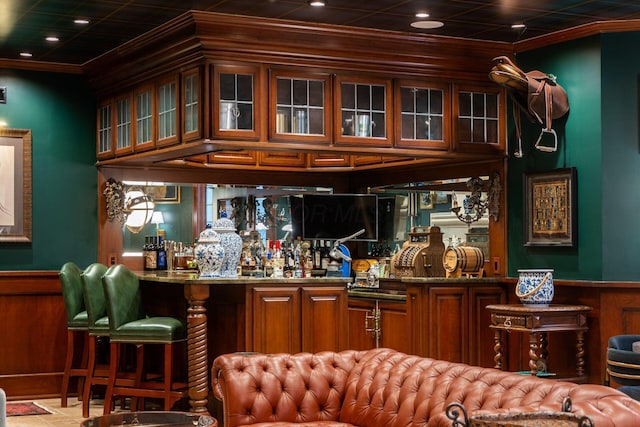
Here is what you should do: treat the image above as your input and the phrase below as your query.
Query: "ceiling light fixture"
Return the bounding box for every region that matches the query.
[308,0,326,6]
[74,18,90,25]
[45,36,60,42]
[19,52,33,57]
[415,12,430,18]
[410,20,444,29]
[511,23,526,29]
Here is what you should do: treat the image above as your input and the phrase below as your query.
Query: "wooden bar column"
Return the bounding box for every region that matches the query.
[185,283,210,414]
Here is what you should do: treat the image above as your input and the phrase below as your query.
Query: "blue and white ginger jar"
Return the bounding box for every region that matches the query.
[212,215,243,278]
[516,269,554,306]
[194,227,225,278]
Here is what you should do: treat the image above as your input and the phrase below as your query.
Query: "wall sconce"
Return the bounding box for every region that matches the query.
[450,173,501,225]
[123,189,155,234]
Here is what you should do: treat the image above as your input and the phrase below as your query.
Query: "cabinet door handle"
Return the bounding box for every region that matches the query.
[365,300,381,347]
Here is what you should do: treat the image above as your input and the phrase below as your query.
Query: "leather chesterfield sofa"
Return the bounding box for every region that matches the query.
[212,348,640,427]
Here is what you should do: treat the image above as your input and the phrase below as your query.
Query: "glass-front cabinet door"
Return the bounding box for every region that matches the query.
[335,75,392,146]
[133,84,154,152]
[96,100,113,159]
[453,84,505,153]
[213,64,261,139]
[395,80,450,149]
[156,75,179,147]
[270,70,331,143]
[114,93,133,156]
[181,67,202,141]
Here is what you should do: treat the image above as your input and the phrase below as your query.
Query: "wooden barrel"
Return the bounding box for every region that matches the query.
[442,246,484,273]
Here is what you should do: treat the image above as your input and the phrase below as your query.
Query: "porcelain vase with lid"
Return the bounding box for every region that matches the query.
[212,213,243,278]
[194,226,225,278]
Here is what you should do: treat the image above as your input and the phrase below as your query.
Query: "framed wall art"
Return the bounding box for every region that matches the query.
[0,128,32,242]
[419,192,433,209]
[524,167,577,247]
[144,184,180,204]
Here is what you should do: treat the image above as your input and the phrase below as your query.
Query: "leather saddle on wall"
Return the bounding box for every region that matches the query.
[489,56,570,157]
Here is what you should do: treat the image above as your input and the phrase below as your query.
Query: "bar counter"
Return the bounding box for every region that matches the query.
[137,271,351,415]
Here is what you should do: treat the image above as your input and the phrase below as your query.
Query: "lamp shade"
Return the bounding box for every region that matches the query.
[124,189,155,233]
[151,211,164,225]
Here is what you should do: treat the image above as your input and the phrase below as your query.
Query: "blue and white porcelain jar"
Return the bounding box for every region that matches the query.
[212,213,243,278]
[516,269,554,306]
[194,226,225,278]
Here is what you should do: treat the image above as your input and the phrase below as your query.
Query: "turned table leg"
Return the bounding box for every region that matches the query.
[185,284,211,414]
[576,330,585,378]
[538,332,548,373]
[493,330,503,370]
[528,332,539,376]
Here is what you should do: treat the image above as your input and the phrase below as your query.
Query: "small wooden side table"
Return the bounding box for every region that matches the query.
[486,304,592,381]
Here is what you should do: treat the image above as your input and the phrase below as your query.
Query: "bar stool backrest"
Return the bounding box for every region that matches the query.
[102,264,146,332]
[82,263,109,330]
[59,262,86,328]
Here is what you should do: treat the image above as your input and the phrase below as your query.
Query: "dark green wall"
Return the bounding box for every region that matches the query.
[600,32,640,280]
[0,69,97,270]
[507,36,604,280]
[508,33,640,281]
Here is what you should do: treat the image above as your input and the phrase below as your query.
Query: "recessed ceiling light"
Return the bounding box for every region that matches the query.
[45,36,59,42]
[74,18,90,25]
[19,52,33,57]
[511,23,526,29]
[308,0,326,6]
[410,20,444,29]
[415,12,430,19]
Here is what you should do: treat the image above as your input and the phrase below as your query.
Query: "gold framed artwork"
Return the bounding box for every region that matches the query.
[144,185,180,204]
[524,167,577,247]
[419,192,434,209]
[0,128,32,243]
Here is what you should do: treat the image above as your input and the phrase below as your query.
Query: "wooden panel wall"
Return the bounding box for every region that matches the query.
[0,271,67,400]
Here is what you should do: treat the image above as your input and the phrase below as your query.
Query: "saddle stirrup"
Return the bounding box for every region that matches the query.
[534,83,558,153]
[534,128,558,152]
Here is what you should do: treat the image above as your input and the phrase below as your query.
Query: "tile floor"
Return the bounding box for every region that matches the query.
[6,397,104,427]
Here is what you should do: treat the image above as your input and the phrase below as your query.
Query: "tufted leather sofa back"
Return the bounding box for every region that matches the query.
[213,348,640,427]
[213,350,363,426]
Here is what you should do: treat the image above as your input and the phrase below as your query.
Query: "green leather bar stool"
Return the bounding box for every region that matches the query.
[59,262,89,408]
[80,262,110,418]
[101,264,188,415]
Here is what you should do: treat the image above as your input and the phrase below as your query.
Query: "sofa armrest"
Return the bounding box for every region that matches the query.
[212,351,361,427]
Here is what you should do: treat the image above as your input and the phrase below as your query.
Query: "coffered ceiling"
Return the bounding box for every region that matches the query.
[3,0,640,66]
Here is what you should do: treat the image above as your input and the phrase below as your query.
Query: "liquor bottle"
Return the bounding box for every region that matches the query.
[142,236,152,271]
[272,240,284,278]
[156,235,167,270]
[293,240,303,278]
[144,236,158,271]
[320,240,331,270]
[312,240,321,270]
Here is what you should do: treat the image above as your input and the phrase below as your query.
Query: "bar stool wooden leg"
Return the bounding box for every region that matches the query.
[163,343,173,410]
[103,342,120,415]
[61,329,88,408]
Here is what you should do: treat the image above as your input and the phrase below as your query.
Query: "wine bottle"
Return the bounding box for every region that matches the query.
[156,235,167,270]
[145,236,158,271]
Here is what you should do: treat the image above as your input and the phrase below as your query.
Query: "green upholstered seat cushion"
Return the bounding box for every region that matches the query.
[88,315,110,336]
[110,316,187,343]
[68,310,89,329]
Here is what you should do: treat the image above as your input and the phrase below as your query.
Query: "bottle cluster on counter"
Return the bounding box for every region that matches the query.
[142,235,168,271]
[241,238,333,278]
[143,237,196,272]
